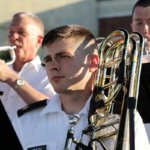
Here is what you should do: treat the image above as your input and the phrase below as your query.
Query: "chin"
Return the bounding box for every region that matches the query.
[53,87,64,93]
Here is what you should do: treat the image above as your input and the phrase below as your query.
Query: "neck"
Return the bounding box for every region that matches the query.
[13,60,25,72]
[60,90,92,114]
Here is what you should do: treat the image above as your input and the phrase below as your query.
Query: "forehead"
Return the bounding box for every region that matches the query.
[44,37,85,55]
[9,16,39,33]
[133,6,150,20]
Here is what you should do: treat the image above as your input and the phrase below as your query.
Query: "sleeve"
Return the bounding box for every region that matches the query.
[135,111,150,150]
[12,115,25,149]
[145,123,150,143]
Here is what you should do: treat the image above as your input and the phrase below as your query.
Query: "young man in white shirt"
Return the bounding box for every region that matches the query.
[12,24,150,150]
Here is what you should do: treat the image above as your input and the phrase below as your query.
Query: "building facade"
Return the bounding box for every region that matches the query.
[0,0,137,51]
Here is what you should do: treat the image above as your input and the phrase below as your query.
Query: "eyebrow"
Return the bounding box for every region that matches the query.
[8,27,26,32]
[43,55,50,61]
[44,51,70,59]
[133,18,142,21]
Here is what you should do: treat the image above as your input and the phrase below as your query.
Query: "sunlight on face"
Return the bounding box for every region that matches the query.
[132,6,150,41]
[44,37,97,93]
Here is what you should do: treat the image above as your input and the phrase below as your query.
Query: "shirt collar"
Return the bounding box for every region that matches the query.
[41,94,62,116]
[23,56,41,72]
[41,94,92,117]
[29,55,41,71]
[10,56,41,74]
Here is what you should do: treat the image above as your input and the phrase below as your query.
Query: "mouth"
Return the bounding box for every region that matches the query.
[11,41,22,48]
[13,45,22,52]
[51,76,64,82]
[143,35,150,41]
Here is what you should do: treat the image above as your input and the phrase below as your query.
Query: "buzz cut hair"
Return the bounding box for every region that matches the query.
[12,11,44,35]
[42,24,96,47]
[132,0,150,17]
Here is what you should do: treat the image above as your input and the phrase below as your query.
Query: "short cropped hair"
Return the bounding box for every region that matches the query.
[12,11,44,36]
[42,24,97,48]
[132,0,150,17]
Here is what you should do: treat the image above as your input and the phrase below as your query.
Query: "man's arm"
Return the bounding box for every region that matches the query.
[11,78,49,104]
[0,60,48,104]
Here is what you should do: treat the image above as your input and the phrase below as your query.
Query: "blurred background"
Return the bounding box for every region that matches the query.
[0,0,137,56]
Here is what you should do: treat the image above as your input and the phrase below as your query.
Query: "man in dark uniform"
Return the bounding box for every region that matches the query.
[131,0,150,142]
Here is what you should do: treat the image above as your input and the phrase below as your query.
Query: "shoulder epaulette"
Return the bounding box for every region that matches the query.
[17,99,47,117]
[0,91,3,96]
[41,63,46,67]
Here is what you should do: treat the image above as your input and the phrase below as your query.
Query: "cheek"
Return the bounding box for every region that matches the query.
[133,24,143,31]
[66,60,78,68]
[68,62,85,77]
[24,41,37,55]
[132,25,138,31]
[45,66,51,80]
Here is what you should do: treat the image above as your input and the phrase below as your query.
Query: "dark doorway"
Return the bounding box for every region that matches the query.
[98,16,132,37]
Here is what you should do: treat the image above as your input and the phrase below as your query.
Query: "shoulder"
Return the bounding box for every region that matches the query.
[30,56,46,69]
[17,99,47,117]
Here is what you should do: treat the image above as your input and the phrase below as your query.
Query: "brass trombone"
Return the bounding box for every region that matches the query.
[71,29,144,150]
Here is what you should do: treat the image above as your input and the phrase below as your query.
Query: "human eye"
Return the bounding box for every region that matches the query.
[135,21,142,26]
[8,30,13,37]
[59,54,71,61]
[56,53,71,62]
[61,55,70,59]
[43,56,52,64]
[18,30,27,36]
[147,20,150,26]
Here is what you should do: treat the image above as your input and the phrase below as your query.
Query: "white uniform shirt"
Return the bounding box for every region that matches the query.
[12,94,150,150]
[145,123,150,143]
[0,56,55,121]
[13,94,91,150]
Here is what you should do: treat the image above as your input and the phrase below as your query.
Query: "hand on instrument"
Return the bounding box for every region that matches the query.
[0,59,18,85]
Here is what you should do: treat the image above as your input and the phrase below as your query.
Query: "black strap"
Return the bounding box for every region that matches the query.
[0,99,23,149]
[17,99,47,117]
[137,63,150,123]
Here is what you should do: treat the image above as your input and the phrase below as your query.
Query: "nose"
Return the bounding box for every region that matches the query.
[143,24,149,34]
[47,60,60,71]
[8,32,19,42]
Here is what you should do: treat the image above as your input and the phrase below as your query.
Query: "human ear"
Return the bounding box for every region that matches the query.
[38,35,43,44]
[36,35,43,48]
[88,54,99,72]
